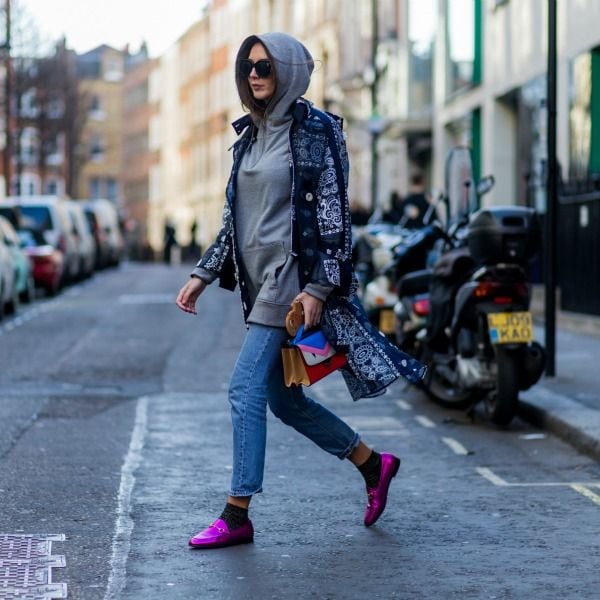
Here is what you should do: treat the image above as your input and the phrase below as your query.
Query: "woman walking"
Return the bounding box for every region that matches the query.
[176,32,425,549]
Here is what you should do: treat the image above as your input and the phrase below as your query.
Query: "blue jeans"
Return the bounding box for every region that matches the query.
[228,324,361,496]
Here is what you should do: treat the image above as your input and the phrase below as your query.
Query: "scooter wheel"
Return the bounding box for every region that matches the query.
[485,348,519,427]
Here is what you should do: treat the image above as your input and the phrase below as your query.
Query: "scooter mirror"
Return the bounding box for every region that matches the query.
[476,175,495,197]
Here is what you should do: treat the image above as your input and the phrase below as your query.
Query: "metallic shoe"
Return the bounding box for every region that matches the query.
[188,518,254,549]
[364,453,401,527]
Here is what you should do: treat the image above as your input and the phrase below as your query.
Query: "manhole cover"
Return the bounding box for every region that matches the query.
[0,535,66,599]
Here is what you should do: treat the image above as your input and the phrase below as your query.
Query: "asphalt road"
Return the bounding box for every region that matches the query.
[0,263,599,599]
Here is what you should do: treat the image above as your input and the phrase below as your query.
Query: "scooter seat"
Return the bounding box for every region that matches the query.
[397,269,432,297]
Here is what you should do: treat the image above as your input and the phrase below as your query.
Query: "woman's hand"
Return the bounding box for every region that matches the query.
[293,292,323,329]
[176,277,207,315]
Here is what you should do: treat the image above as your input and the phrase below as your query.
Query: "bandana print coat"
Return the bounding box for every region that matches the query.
[196,99,426,399]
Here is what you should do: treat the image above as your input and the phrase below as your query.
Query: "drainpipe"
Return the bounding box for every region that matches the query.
[370,0,379,214]
[545,0,557,376]
[2,0,11,196]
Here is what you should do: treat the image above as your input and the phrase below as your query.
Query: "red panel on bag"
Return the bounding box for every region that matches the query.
[302,352,348,385]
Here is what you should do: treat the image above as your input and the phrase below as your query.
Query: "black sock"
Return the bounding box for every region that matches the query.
[357,451,382,488]
[219,503,249,530]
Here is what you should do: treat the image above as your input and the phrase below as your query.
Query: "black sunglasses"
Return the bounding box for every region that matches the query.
[238,58,272,79]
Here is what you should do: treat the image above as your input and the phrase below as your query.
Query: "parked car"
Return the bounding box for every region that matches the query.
[0,215,35,304]
[80,199,124,268]
[66,200,96,279]
[0,228,18,319]
[7,195,80,284]
[18,228,64,297]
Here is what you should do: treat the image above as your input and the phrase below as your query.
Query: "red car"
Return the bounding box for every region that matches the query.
[18,229,64,296]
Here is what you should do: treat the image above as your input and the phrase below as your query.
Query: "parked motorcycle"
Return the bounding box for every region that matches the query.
[394,148,545,427]
[354,223,406,340]
[392,225,445,353]
[359,204,440,341]
[423,206,546,426]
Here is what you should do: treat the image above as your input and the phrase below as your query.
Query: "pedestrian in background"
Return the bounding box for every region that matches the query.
[163,220,178,264]
[176,32,424,550]
[399,172,432,229]
[382,190,404,224]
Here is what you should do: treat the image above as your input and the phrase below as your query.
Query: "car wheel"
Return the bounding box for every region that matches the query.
[6,283,19,315]
[21,275,36,303]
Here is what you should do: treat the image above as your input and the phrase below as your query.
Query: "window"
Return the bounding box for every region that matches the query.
[408,0,436,115]
[90,95,101,111]
[47,94,64,119]
[106,178,118,201]
[446,0,482,96]
[89,95,105,120]
[45,178,64,196]
[89,177,101,199]
[569,48,600,178]
[20,88,39,118]
[105,59,123,82]
[90,135,105,161]
[20,127,39,165]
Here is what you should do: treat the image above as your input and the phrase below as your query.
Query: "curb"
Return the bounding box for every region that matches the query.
[518,386,600,462]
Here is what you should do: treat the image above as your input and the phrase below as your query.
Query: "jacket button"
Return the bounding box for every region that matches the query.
[305,192,314,201]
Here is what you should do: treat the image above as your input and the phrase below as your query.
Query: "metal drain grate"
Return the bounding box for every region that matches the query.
[0,535,66,599]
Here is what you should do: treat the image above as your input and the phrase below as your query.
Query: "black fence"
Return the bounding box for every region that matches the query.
[557,179,600,315]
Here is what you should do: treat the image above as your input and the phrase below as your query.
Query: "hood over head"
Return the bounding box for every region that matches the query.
[236,32,314,122]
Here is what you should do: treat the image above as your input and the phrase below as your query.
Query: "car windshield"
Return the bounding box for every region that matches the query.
[18,228,47,247]
[20,206,53,231]
[0,206,20,228]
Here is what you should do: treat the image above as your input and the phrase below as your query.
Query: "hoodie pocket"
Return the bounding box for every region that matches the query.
[242,243,298,306]
[258,252,300,306]
[242,242,286,297]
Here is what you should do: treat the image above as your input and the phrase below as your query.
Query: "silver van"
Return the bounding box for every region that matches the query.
[66,200,96,279]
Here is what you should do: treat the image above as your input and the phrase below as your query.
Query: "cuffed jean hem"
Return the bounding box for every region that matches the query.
[338,431,361,460]
[229,487,263,497]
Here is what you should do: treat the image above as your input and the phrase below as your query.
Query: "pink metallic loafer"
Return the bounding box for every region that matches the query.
[364,453,401,527]
[188,518,254,549]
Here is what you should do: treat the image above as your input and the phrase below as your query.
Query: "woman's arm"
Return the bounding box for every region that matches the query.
[191,200,235,286]
[176,276,207,315]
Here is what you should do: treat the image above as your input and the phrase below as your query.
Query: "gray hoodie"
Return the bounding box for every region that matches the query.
[194,33,332,326]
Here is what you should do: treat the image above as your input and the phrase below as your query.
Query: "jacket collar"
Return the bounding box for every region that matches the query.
[231,114,252,135]
[230,98,313,135]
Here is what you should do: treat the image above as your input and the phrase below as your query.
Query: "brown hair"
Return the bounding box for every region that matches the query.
[235,36,278,122]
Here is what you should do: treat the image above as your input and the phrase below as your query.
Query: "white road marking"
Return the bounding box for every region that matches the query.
[477,467,600,490]
[395,399,412,411]
[104,396,149,600]
[442,437,470,455]
[118,294,175,304]
[476,467,509,486]
[519,433,546,440]
[415,415,436,428]
[571,485,600,507]
[344,416,402,429]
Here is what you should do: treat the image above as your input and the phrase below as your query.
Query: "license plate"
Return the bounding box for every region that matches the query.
[379,309,396,334]
[487,311,533,344]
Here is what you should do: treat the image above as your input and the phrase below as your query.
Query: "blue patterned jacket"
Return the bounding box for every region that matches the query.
[197,99,425,398]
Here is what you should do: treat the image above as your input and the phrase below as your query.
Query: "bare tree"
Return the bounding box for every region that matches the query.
[7,0,88,196]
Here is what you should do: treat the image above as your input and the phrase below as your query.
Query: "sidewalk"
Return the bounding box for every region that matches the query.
[518,287,600,460]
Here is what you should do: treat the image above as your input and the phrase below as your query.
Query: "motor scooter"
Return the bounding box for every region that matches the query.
[395,149,545,426]
[422,205,546,425]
